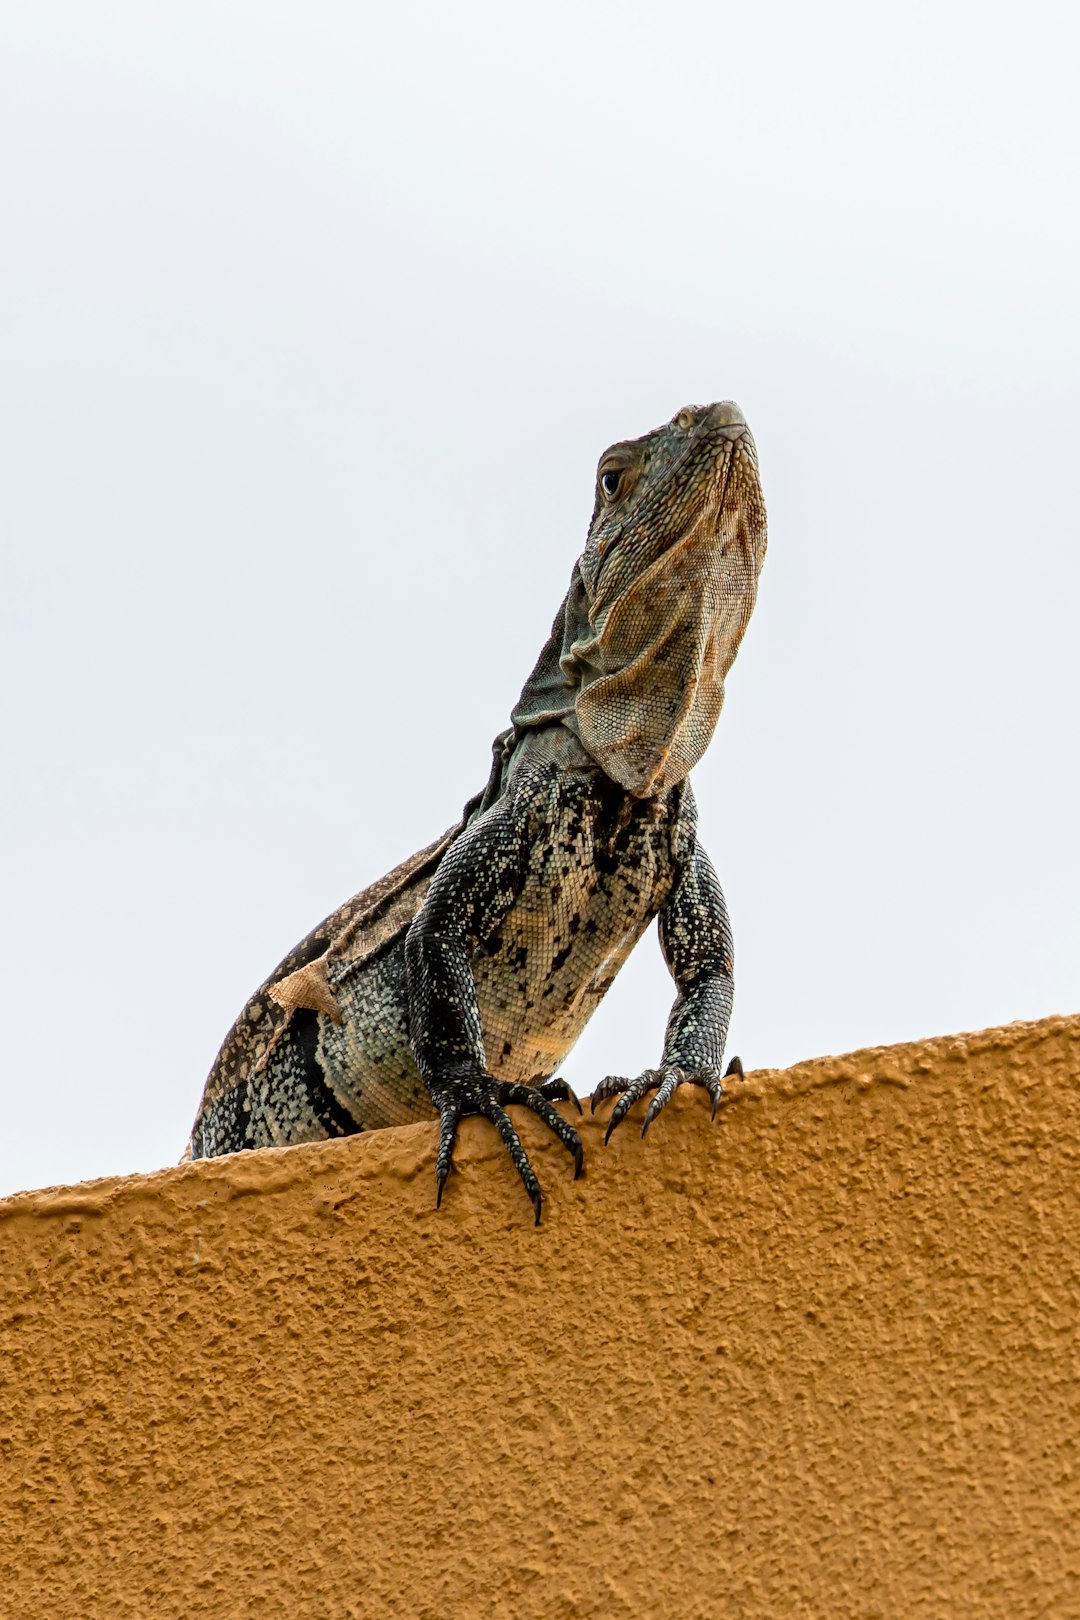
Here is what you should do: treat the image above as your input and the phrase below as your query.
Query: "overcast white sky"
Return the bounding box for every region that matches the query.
[2,0,1077,1198]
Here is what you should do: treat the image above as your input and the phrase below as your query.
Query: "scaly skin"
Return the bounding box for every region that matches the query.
[189,402,767,1219]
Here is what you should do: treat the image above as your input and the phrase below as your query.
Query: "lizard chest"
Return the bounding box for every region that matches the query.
[473,776,681,1082]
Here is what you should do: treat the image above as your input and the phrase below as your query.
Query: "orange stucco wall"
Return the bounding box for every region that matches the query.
[2,1015,1077,1617]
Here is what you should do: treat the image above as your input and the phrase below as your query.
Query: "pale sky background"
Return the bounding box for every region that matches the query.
[2,0,1077,1199]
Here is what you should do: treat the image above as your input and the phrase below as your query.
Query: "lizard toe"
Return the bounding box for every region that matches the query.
[531,1076,583,1115]
[641,1067,686,1137]
[599,1071,663,1144]
[434,1098,463,1209]
[495,1082,584,1178]
[591,1072,638,1113]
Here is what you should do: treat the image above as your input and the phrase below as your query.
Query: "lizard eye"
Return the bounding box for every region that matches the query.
[600,470,622,499]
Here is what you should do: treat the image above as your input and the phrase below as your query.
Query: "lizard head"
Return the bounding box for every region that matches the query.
[511,402,767,797]
[572,402,767,795]
[583,401,763,592]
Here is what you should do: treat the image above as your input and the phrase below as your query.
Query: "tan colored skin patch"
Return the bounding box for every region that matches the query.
[268,955,344,1023]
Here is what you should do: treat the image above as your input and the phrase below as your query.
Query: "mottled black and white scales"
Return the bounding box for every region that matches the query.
[189,401,767,1218]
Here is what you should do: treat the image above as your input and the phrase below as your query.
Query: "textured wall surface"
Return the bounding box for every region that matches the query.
[1,1015,1077,1618]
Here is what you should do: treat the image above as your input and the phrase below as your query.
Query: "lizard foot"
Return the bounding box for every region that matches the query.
[432,1072,583,1224]
[591,1055,743,1144]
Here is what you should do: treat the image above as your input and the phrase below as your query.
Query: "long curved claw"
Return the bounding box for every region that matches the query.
[496,1082,584,1178]
[593,1062,731,1142]
[641,1066,685,1137]
[430,1069,585,1221]
[599,1070,662,1145]
[484,1101,543,1224]
[682,1061,735,1120]
[701,1054,742,1119]
[590,1072,637,1113]
[533,1076,583,1115]
[540,1075,582,1114]
[604,1089,640,1145]
[435,1098,461,1209]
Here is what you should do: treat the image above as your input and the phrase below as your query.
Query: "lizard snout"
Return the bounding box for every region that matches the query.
[706,400,747,438]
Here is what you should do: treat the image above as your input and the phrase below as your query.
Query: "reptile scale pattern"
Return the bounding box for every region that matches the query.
[189,401,767,1215]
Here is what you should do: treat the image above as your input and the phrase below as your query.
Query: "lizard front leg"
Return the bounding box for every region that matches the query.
[592,839,740,1142]
[405,775,583,1221]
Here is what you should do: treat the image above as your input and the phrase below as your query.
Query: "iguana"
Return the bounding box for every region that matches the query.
[188,401,767,1220]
